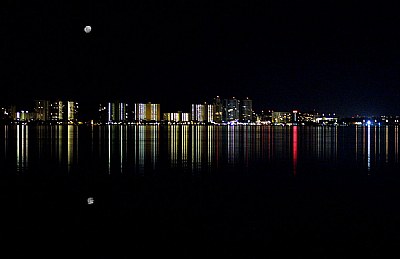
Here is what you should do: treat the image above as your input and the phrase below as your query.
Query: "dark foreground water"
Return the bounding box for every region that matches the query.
[1,125,400,257]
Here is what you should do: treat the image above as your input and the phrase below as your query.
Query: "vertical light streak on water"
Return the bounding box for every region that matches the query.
[260,126,265,161]
[174,125,179,167]
[76,126,78,164]
[207,126,214,169]
[68,125,74,172]
[139,125,145,174]
[133,126,137,168]
[120,126,123,173]
[4,125,8,158]
[362,126,366,163]
[378,126,381,161]
[292,126,298,176]
[16,125,20,172]
[355,125,358,161]
[335,126,338,160]
[395,126,398,163]
[23,125,29,172]
[267,126,271,161]
[58,126,63,164]
[215,126,219,168]
[108,125,111,174]
[374,126,377,165]
[169,125,179,167]
[37,126,41,160]
[196,126,202,171]
[155,125,159,169]
[317,126,323,159]
[191,126,195,172]
[98,126,102,158]
[21,126,25,170]
[386,126,389,163]
[227,126,231,165]
[367,125,371,172]
[125,126,128,165]
[22,125,27,171]
[182,125,189,169]
[244,126,249,167]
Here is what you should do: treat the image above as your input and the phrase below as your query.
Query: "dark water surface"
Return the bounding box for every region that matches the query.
[1,125,400,257]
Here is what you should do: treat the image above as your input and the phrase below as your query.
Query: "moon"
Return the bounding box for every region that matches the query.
[84,26,91,33]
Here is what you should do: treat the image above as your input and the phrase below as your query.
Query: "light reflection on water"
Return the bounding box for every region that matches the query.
[2,125,400,175]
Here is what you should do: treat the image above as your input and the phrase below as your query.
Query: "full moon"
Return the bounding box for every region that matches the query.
[84,26,91,33]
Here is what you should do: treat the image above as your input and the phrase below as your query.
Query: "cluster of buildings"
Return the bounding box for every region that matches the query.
[2,96,400,126]
[99,96,254,124]
[98,102,161,123]
[1,100,78,124]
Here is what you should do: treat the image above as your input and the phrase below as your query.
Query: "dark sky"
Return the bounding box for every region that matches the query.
[2,1,400,118]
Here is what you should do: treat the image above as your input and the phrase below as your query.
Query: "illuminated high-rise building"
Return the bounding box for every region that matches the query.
[133,102,160,122]
[16,110,32,122]
[99,102,128,123]
[207,104,214,123]
[223,97,240,122]
[34,100,50,121]
[213,96,223,123]
[181,113,191,122]
[240,97,253,122]
[272,111,291,125]
[67,101,79,122]
[133,103,146,122]
[50,101,65,121]
[191,104,207,122]
[146,102,160,121]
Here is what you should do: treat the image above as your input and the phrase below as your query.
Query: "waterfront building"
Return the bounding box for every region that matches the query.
[272,111,291,125]
[133,102,160,122]
[34,100,50,121]
[191,103,207,123]
[99,102,128,123]
[213,96,223,123]
[223,97,240,122]
[240,97,253,123]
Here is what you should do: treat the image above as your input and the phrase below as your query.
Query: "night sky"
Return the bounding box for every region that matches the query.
[2,1,400,119]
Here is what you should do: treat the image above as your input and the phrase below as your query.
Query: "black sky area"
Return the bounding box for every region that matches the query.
[2,1,400,119]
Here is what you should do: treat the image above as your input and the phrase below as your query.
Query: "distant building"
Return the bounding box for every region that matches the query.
[292,110,298,124]
[272,111,291,125]
[181,112,191,122]
[297,111,316,124]
[1,106,16,121]
[191,103,207,122]
[163,112,182,123]
[260,110,273,124]
[240,97,253,122]
[50,101,65,121]
[315,114,338,125]
[213,96,223,123]
[67,101,79,122]
[133,102,160,122]
[163,111,190,123]
[146,102,160,122]
[207,104,214,123]
[34,100,50,121]
[223,97,240,122]
[16,110,32,122]
[99,102,128,123]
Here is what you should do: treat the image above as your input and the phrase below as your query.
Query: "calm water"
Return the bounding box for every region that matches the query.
[1,125,400,175]
[2,125,400,257]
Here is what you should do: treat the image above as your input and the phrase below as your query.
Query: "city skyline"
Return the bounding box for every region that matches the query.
[2,2,400,118]
[2,96,400,126]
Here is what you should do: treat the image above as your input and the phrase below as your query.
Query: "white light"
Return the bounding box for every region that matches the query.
[84,26,91,33]
[367,120,371,125]
[87,197,94,205]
